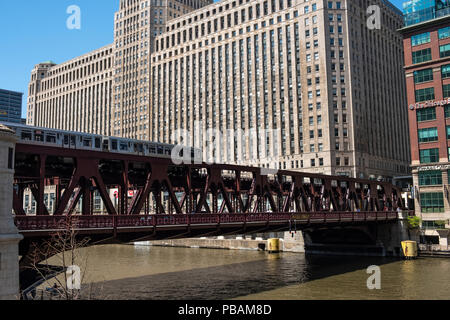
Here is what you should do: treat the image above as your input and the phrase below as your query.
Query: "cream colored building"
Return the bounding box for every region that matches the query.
[0,124,22,300]
[112,0,212,140]
[27,45,114,136]
[27,0,212,138]
[150,0,410,180]
[27,0,410,181]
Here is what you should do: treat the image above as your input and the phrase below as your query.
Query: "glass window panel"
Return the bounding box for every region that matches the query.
[415,87,435,102]
[418,127,438,143]
[419,148,439,163]
[417,107,436,122]
[414,68,433,83]
[439,26,450,39]
[420,192,444,213]
[418,170,442,186]
[411,32,431,46]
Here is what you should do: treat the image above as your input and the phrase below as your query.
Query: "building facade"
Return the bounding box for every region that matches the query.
[27,0,212,138]
[0,89,22,124]
[112,0,212,140]
[150,0,410,180]
[28,0,410,181]
[401,0,450,247]
[27,46,114,136]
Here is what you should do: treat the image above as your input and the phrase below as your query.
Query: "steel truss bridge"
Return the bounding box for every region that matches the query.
[12,142,404,240]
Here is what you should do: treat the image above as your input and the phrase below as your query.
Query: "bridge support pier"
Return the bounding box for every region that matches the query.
[278,212,415,257]
[282,231,306,253]
[374,211,419,256]
[0,125,22,300]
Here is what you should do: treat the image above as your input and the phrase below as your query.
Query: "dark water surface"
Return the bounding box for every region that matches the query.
[45,245,450,300]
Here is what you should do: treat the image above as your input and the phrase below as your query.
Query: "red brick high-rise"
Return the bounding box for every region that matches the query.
[401,0,450,246]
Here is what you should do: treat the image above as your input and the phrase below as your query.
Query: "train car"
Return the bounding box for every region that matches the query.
[0,122,198,160]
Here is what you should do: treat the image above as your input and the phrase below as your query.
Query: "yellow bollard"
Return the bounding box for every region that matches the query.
[267,238,280,253]
[401,241,418,259]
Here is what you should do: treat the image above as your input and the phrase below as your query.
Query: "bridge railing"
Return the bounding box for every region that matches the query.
[15,211,400,232]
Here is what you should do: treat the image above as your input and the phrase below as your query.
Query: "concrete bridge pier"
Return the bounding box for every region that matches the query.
[0,124,22,300]
[374,211,418,257]
[281,212,415,257]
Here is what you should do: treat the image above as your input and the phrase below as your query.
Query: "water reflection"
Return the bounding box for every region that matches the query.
[41,245,450,300]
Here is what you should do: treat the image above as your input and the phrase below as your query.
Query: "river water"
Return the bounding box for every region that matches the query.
[43,244,450,300]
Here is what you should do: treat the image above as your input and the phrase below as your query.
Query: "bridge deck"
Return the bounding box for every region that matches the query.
[15,212,400,238]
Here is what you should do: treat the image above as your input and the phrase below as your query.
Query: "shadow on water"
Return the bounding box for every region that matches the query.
[87,252,399,300]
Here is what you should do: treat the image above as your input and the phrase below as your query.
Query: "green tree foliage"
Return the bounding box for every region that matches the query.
[407,216,421,229]
[434,220,448,229]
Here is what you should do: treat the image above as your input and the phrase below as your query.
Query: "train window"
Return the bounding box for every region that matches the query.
[35,131,44,142]
[21,131,32,140]
[157,146,164,154]
[149,145,156,153]
[64,135,69,145]
[164,147,171,155]
[70,136,76,146]
[95,138,101,149]
[111,140,118,150]
[120,143,128,151]
[102,140,109,151]
[46,135,57,143]
[83,139,92,147]
[136,143,144,152]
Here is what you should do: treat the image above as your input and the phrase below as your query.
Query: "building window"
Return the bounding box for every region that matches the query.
[414,68,433,83]
[443,84,450,98]
[447,126,450,139]
[418,170,442,186]
[7,148,13,169]
[411,32,430,46]
[442,64,450,79]
[446,105,450,118]
[419,148,439,163]
[420,192,444,213]
[438,26,450,40]
[418,127,438,143]
[422,220,445,229]
[440,44,450,58]
[412,48,431,64]
[415,87,435,102]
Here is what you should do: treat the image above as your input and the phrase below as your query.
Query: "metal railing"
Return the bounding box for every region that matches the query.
[15,212,400,233]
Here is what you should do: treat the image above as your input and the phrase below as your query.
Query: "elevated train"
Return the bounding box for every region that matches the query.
[1,122,198,159]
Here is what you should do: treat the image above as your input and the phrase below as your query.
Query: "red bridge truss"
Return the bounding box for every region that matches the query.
[12,142,405,233]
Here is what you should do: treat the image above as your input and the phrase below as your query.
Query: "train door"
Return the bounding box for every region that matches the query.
[102,138,110,151]
[63,134,77,148]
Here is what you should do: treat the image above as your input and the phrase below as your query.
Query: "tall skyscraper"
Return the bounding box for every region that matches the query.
[112,0,213,140]
[27,0,212,137]
[400,0,450,244]
[28,0,410,181]
[27,48,114,136]
[150,0,410,180]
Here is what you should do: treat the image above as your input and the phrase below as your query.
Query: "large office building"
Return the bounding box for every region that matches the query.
[27,47,114,136]
[400,0,450,246]
[28,0,410,181]
[150,0,410,179]
[27,0,212,137]
[0,89,23,123]
[112,0,212,140]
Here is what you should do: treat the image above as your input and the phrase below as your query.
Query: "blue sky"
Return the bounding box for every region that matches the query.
[0,0,404,118]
